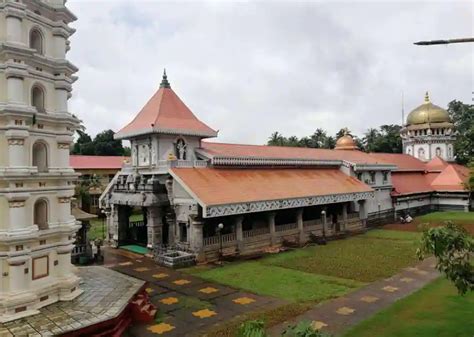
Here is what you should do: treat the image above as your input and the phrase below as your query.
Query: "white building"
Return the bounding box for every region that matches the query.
[0,0,81,321]
[401,92,455,162]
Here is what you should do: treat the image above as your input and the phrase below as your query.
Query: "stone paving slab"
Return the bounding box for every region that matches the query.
[268,257,439,336]
[0,267,145,336]
[104,248,285,337]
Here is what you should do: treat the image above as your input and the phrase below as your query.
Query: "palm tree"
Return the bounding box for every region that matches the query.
[363,128,380,153]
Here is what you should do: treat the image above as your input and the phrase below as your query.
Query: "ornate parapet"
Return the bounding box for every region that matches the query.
[204,191,375,218]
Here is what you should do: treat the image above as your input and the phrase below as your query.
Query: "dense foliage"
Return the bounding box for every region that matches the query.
[237,319,331,337]
[447,100,474,165]
[417,222,473,295]
[267,125,401,153]
[72,129,131,156]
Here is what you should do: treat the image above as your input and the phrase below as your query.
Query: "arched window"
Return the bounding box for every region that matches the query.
[29,29,43,54]
[33,141,48,172]
[31,85,45,112]
[34,199,48,230]
[417,148,425,160]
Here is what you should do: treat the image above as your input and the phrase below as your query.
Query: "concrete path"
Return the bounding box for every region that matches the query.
[103,248,285,337]
[268,257,439,336]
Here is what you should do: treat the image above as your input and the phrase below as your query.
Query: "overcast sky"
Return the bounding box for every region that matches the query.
[68,0,473,145]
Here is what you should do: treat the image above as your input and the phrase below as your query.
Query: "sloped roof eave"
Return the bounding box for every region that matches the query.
[115,127,218,140]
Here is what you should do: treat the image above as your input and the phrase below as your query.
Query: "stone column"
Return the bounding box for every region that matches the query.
[146,206,162,249]
[117,205,129,247]
[6,13,23,44]
[358,200,368,227]
[342,203,348,232]
[296,208,304,245]
[190,220,204,262]
[235,216,244,252]
[321,209,327,240]
[110,206,119,247]
[267,212,276,246]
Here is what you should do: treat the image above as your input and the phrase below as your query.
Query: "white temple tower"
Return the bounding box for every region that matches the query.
[401,92,456,162]
[0,0,82,321]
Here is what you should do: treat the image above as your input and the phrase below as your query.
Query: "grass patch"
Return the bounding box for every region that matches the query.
[88,218,105,241]
[415,211,474,224]
[195,261,360,302]
[204,302,313,337]
[179,296,214,310]
[341,277,474,337]
[264,231,419,282]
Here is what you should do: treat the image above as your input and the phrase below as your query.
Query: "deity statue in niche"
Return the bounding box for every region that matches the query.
[435,147,442,157]
[176,138,187,160]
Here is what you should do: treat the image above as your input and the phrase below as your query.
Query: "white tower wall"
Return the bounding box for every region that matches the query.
[0,0,81,322]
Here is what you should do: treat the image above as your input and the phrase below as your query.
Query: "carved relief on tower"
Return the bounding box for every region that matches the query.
[7,138,25,146]
[175,138,187,160]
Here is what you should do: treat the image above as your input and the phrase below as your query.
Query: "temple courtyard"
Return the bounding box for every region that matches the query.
[103,211,473,337]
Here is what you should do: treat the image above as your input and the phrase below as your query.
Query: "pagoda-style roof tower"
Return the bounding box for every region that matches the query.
[115,71,217,140]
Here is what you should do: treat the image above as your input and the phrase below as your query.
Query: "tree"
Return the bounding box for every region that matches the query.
[447,100,474,165]
[268,132,286,146]
[363,128,380,152]
[417,222,473,295]
[93,129,126,156]
[72,129,127,156]
[72,130,95,155]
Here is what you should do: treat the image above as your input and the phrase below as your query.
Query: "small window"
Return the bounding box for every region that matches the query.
[383,171,388,183]
[32,141,48,172]
[29,29,43,54]
[34,199,48,230]
[370,172,376,184]
[31,85,45,112]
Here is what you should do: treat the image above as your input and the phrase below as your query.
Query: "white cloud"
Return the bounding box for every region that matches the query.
[67,0,473,144]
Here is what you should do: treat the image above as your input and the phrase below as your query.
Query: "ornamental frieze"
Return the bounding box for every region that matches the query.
[57,143,70,149]
[58,197,71,203]
[8,200,25,208]
[7,139,24,146]
[204,191,374,218]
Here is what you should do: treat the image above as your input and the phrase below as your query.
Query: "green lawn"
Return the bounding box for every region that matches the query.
[194,261,362,302]
[415,211,474,225]
[264,230,420,282]
[342,277,474,337]
[188,229,420,302]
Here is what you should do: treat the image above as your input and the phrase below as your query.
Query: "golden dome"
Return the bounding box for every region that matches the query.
[406,92,450,125]
[335,129,358,150]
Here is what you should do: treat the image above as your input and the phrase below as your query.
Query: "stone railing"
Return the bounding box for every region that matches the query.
[203,233,237,246]
[275,223,298,232]
[243,227,270,238]
[303,219,322,227]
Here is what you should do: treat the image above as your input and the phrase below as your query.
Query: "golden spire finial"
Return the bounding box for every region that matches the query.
[424,91,430,103]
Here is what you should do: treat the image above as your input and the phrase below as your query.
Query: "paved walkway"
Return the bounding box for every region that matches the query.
[104,248,285,337]
[268,257,439,336]
[0,267,144,336]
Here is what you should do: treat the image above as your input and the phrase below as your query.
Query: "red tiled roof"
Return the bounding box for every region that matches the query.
[431,165,468,191]
[116,86,217,139]
[70,155,129,170]
[391,172,433,195]
[170,167,372,206]
[368,153,426,171]
[200,142,390,165]
[425,156,449,171]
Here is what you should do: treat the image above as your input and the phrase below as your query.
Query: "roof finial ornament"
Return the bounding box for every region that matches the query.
[160,68,171,89]
[424,91,430,103]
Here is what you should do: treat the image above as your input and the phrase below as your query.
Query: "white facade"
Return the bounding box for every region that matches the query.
[0,0,81,322]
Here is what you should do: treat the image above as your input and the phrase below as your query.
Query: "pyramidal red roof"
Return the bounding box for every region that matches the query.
[115,72,217,140]
[425,156,449,171]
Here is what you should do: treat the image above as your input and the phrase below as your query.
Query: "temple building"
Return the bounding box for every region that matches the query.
[101,73,471,262]
[0,0,82,321]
